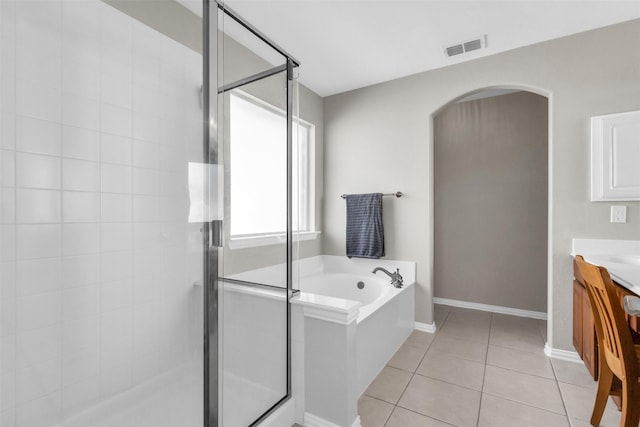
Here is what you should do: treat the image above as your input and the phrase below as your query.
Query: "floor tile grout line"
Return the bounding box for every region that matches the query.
[549,356,575,425]
[481,390,569,417]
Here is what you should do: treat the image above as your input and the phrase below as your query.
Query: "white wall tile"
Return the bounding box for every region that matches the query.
[101,193,132,222]
[101,73,132,110]
[2,334,16,374]
[0,407,16,427]
[63,191,100,223]
[62,59,99,101]
[0,149,15,187]
[1,188,15,224]
[101,278,132,312]
[1,369,15,411]
[101,163,132,194]
[132,168,156,195]
[15,258,61,297]
[133,139,157,169]
[100,361,131,399]
[133,222,159,250]
[15,224,61,260]
[1,113,16,150]
[62,223,99,256]
[15,358,61,404]
[15,390,61,427]
[100,307,132,368]
[15,153,61,190]
[62,158,100,192]
[133,195,156,222]
[61,375,99,418]
[1,261,17,300]
[101,223,132,253]
[62,347,99,387]
[101,104,132,138]
[62,254,100,289]
[15,189,61,224]
[1,298,16,336]
[15,84,62,124]
[133,111,161,143]
[15,325,61,370]
[133,275,154,304]
[1,225,16,262]
[133,83,160,114]
[63,285,99,322]
[15,293,61,331]
[62,94,100,131]
[15,116,61,156]
[62,126,99,162]
[100,251,132,283]
[101,133,132,166]
[62,316,98,359]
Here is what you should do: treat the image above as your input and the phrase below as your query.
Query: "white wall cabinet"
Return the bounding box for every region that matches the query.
[591,110,640,201]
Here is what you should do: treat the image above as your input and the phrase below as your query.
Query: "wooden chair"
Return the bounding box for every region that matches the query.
[574,255,640,427]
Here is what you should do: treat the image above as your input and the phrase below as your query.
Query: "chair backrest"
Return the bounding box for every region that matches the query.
[574,255,638,381]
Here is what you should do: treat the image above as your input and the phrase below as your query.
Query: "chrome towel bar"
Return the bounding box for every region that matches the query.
[340,192,403,199]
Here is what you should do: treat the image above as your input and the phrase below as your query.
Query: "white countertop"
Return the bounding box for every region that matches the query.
[572,239,640,296]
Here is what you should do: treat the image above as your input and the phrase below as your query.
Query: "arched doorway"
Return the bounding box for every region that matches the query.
[431,88,550,325]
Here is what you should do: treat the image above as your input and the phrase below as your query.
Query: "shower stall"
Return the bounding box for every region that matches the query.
[0,1,301,426]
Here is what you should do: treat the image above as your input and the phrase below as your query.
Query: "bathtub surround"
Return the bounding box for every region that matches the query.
[323,18,640,355]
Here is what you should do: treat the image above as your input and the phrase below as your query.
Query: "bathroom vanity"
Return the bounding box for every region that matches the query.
[571,239,640,380]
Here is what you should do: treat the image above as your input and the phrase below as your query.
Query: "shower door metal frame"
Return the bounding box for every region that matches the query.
[202,1,300,426]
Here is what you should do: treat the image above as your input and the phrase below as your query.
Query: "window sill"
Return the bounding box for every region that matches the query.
[228,231,321,250]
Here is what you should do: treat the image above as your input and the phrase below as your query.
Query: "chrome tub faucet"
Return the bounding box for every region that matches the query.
[372,267,403,288]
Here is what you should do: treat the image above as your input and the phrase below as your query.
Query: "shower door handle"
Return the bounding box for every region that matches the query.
[209,220,223,248]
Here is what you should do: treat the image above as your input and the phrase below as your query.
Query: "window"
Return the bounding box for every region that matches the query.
[229,91,315,245]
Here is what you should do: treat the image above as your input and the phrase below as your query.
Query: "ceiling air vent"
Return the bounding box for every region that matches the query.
[444,35,487,57]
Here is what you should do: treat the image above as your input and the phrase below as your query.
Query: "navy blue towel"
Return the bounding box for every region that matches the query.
[345,193,385,259]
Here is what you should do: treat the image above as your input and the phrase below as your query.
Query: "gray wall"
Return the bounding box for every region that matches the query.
[434,92,548,312]
[323,19,640,351]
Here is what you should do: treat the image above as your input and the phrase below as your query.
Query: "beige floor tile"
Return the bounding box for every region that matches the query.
[433,304,451,328]
[439,319,490,343]
[551,359,597,389]
[486,345,554,379]
[489,327,545,353]
[483,365,565,414]
[538,319,548,341]
[491,313,541,330]
[430,333,488,363]
[478,394,570,427]
[364,366,412,404]
[404,330,436,350]
[358,395,394,427]
[447,307,492,325]
[416,349,485,391]
[398,375,481,427]
[385,407,453,427]
[558,382,622,426]
[388,343,427,372]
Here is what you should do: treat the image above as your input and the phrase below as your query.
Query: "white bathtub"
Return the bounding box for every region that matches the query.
[295,256,416,397]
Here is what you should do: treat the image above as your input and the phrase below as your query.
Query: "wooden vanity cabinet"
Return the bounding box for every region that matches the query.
[573,262,598,378]
[572,258,640,380]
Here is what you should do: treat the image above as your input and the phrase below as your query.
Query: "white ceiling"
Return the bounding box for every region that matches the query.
[206,1,640,97]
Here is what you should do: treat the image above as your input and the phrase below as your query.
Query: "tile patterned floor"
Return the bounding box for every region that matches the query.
[358,304,630,427]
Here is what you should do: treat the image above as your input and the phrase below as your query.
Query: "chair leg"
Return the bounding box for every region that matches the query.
[620,381,640,427]
[591,365,614,426]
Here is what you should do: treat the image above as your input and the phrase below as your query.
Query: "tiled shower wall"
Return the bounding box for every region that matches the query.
[1,1,203,425]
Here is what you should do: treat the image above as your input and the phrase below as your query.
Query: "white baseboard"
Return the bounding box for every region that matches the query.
[415,321,437,334]
[544,343,582,363]
[303,412,361,427]
[434,297,547,320]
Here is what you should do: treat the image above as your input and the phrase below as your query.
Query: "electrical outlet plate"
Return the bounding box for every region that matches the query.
[610,205,627,223]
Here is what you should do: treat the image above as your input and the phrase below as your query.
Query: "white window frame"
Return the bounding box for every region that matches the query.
[228,91,318,249]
